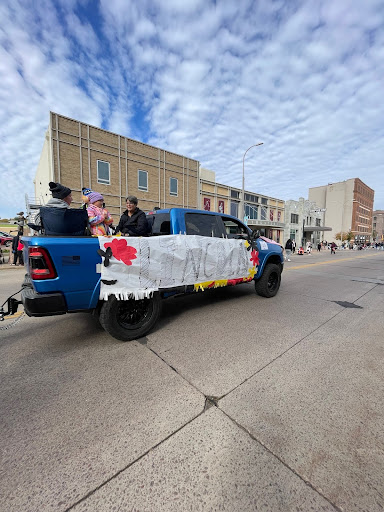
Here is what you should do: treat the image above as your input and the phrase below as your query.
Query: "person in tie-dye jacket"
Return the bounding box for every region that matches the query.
[87,192,113,236]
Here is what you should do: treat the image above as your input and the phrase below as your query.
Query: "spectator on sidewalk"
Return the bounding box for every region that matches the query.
[10,234,23,265]
[285,238,293,261]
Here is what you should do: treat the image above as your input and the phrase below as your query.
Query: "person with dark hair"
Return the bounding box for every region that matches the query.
[284,238,293,261]
[115,196,148,236]
[10,234,23,265]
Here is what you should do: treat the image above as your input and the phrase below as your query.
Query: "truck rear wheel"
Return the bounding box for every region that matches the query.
[99,293,161,342]
[255,263,281,298]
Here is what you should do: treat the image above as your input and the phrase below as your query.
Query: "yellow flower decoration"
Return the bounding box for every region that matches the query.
[244,240,250,249]
[248,267,257,279]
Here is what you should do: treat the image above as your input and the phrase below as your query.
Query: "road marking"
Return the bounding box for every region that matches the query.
[286,253,382,270]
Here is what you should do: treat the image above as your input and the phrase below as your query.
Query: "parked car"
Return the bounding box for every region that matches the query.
[0,232,14,247]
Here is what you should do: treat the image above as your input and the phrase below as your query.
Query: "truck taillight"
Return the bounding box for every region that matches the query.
[29,247,57,280]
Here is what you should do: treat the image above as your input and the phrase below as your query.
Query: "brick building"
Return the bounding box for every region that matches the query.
[309,178,374,244]
[34,112,199,219]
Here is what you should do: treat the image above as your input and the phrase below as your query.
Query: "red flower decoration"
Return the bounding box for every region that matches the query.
[104,238,137,266]
[250,249,259,267]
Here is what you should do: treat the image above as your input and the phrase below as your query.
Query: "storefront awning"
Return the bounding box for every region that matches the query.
[303,226,332,232]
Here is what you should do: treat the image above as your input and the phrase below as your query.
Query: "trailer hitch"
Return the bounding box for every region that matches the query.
[0,290,23,322]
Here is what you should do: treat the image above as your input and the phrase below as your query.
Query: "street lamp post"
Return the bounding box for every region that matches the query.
[241,142,263,221]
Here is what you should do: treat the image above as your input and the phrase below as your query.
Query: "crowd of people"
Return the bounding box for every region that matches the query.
[282,237,383,261]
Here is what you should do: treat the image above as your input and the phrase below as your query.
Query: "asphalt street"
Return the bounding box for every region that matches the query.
[0,249,383,511]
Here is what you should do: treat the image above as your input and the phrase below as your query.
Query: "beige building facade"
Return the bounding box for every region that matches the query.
[373,210,384,242]
[200,168,285,243]
[309,178,374,243]
[34,112,199,219]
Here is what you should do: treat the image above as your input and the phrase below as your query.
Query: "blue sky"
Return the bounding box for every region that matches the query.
[1,0,383,219]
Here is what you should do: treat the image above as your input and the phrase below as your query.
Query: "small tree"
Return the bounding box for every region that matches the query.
[335,231,349,241]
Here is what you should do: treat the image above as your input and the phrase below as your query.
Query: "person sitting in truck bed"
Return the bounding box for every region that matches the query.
[33,182,73,228]
[87,192,113,236]
[115,196,148,236]
[47,182,73,208]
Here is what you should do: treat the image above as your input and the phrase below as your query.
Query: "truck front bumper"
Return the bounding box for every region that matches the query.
[22,287,67,317]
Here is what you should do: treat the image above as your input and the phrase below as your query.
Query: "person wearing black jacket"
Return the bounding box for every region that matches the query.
[115,196,148,236]
[284,238,293,261]
[11,234,23,265]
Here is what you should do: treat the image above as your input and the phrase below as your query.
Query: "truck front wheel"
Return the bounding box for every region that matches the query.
[99,294,161,342]
[255,263,281,298]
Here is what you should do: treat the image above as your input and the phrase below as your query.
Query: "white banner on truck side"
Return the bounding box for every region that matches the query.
[98,235,259,300]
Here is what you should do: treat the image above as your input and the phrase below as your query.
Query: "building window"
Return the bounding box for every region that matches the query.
[245,204,258,220]
[261,197,268,205]
[290,229,296,240]
[138,170,148,191]
[261,207,267,220]
[291,213,299,224]
[170,177,178,196]
[97,160,110,185]
[231,190,240,199]
[316,218,321,226]
[230,202,238,218]
[245,193,258,203]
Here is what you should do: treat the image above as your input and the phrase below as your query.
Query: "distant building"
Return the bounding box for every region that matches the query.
[284,198,331,247]
[308,178,374,244]
[200,168,285,242]
[373,210,384,242]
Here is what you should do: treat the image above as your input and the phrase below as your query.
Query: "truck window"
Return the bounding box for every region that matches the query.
[221,216,248,238]
[148,213,171,235]
[185,213,223,238]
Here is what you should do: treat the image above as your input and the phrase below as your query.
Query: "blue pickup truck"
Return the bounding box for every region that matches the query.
[6,208,283,341]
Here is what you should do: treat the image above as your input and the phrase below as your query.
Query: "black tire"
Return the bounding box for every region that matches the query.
[99,293,161,341]
[255,263,281,298]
